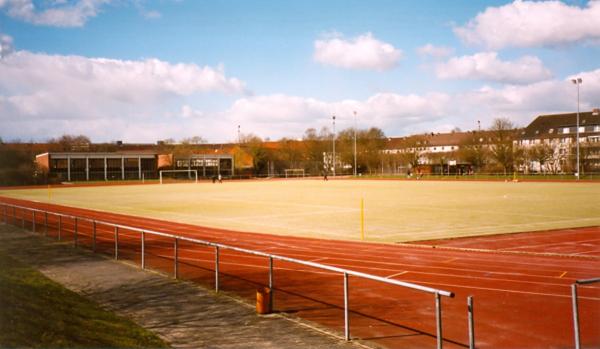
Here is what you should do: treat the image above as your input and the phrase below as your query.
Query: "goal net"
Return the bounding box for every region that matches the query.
[284,169,305,178]
[159,170,198,184]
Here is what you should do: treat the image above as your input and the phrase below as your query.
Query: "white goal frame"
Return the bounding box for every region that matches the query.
[284,169,305,178]
[159,169,198,184]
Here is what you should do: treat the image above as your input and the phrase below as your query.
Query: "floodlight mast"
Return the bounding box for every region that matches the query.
[332,115,336,177]
[353,111,357,176]
[571,78,582,180]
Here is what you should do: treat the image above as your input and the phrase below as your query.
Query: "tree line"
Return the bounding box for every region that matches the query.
[0,118,595,185]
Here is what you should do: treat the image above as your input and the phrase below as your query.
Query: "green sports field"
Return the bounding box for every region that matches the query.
[1,179,599,242]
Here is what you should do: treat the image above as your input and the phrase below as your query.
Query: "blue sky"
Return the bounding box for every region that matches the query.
[1,0,599,143]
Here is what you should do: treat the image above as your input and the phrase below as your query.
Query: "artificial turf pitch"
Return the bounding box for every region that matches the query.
[1,179,598,243]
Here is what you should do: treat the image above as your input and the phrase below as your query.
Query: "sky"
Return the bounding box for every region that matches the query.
[0,0,599,143]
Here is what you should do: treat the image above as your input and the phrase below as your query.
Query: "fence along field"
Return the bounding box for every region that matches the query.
[0,179,599,348]
[0,180,598,243]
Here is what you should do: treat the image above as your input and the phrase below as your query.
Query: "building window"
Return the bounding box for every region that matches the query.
[563,127,570,134]
[549,128,554,134]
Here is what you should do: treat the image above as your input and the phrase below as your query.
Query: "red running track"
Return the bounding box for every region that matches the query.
[1,196,599,349]
[412,227,600,257]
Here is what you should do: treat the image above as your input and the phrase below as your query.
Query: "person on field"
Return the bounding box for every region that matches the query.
[218,174,222,183]
[212,175,217,183]
[323,171,328,181]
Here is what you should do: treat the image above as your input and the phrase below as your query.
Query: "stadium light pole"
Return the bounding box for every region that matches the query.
[332,115,336,176]
[571,78,582,180]
[353,111,357,176]
[237,125,241,144]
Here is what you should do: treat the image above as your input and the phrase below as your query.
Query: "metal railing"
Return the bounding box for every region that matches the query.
[1,201,470,348]
[571,277,600,349]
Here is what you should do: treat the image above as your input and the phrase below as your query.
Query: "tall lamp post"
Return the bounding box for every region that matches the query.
[571,78,582,180]
[353,111,357,176]
[332,115,336,176]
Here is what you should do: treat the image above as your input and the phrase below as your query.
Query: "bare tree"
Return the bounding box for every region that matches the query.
[48,135,91,152]
[302,127,330,175]
[458,132,488,173]
[180,136,207,144]
[529,143,554,174]
[239,133,269,176]
[489,118,518,174]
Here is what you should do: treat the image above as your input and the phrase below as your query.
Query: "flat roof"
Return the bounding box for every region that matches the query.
[37,152,158,159]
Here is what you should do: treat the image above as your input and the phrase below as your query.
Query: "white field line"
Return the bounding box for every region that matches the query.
[174,255,339,277]
[162,253,600,301]
[445,229,600,245]
[369,217,600,239]
[388,202,583,220]
[157,239,600,275]
[399,279,600,301]
[75,230,600,275]
[573,250,600,256]
[386,271,408,279]
[145,245,592,288]
[94,204,357,238]
[201,196,356,212]
[500,238,600,251]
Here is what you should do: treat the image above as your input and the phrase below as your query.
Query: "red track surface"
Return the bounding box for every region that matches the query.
[412,227,600,257]
[1,196,599,349]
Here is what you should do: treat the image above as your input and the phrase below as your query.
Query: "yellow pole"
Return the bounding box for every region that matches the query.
[360,197,364,240]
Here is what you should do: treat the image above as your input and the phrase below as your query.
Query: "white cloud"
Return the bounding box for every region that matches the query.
[220,92,451,139]
[0,50,247,142]
[0,51,246,104]
[435,52,552,84]
[0,0,111,27]
[1,49,599,142]
[0,33,13,58]
[417,44,454,59]
[454,0,600,49]
[313,32,402,71]
[181,105,203,119]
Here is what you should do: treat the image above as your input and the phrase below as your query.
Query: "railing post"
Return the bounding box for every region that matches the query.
[44,212,48,237]
[21,208,25,229]
[468,296,475,349]
[114,226,119,260]
[174,238,179,279]
[92,221,96,252]
[344,272,350,341]
[58,215,62,241]
[268,256,274,313]
[572,284,581,349]
[141,231,145,269]
[215,246,220,292]
[74,217,78,247]
[436,292,443,349]
[32,211,36,232]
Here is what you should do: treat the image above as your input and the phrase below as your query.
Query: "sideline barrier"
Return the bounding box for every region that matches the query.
[572,277,600,349]
[1,202,464,348]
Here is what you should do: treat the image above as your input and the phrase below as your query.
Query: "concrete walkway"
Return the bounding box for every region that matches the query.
[0,224,370,349]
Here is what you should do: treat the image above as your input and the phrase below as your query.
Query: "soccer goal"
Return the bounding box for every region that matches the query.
[159,169,198,184]
[284,169,305,178]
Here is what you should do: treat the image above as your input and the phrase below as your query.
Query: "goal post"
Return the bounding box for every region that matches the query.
[284,169,305,178]
[159,169,198,184]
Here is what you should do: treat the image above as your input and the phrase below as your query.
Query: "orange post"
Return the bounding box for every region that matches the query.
[256,287,272,314]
